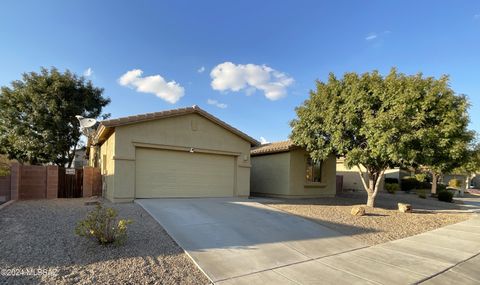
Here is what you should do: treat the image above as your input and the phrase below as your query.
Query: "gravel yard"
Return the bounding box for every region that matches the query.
[0,199,209,285]
[262,191,472,246]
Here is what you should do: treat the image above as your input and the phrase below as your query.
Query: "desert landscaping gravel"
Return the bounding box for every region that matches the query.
[263,191,472,246]
[0,199,210,285]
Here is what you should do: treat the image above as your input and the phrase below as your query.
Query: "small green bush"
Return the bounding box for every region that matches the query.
[401,176,418,192]
[448,179,462,189]
[438,190,454,203]
[420,181,431,189]
[437,183,447,193]
[75,204,133,245]
[385,183,399,194]
[417,189,428,199]
[385,178,399,184]
[401,176,430,192]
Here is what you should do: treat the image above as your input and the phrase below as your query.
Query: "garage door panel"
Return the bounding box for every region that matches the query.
[135,148,234,198]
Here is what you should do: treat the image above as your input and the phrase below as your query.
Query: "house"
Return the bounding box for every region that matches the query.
[71,147,88,169]
[88,106,259,203]
[250,141,336,198]
[442,173,479,189]
[336,157,408,191]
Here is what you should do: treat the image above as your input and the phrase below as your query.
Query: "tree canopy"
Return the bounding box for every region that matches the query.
[405,75,473,193]
[291,68,473,206]
[0,67,110,166]
[0,155,9,176]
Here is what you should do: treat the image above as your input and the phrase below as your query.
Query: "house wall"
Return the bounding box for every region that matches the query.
[442,174,467,188]
[336,161,366,191]
[289,150,336,197]
[99,132,115,201]
[250,152,290,196]
[251,150,336,198]
[107,113,252,202]
[336,160,390,191]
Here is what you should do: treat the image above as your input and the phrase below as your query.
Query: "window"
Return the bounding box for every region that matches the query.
[306,157,322,182]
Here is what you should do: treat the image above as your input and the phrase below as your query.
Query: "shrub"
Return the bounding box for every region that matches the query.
[385,178,399,184]
[438,190,454,203]
[417,189,428,199]
[448,179,462,189]
[401,176,418,192]
[401,176,431,192]
[385,183,399,194]
[419,181,431,189]
[75,204,132,245]
[437,183,447,193]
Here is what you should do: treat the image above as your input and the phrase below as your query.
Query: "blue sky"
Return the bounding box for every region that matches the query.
[1,1,479,143]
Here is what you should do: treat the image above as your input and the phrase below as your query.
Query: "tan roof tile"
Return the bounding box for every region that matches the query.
[250,140,297,155]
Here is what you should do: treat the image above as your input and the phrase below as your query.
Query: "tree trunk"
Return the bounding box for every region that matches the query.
[431,172,438,195]
[462,175,471,197]
[366,191,375,207]
[357,166,385,208]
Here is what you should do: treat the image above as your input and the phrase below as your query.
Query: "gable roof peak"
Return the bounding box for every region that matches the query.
[95,105,260,146]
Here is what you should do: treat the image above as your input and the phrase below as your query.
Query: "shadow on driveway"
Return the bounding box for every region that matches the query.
[137,198,370,282]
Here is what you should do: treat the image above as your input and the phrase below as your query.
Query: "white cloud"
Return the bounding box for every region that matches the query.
[365,33,378,41]
[197,66,205,73]
[210,62,294,100]
[83,67,93,77]
[118,69,184,104]
[207,99,227,109]
[259,137,269,144]
[365,31,391,41]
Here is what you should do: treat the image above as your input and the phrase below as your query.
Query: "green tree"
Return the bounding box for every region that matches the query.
[406,76,473,194]
[290,68,472,207]
[450,142,480,194]
[0,154,9,176]
[0,67,110,167]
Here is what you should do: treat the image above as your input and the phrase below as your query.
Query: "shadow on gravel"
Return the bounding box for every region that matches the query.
[261,191,466,211]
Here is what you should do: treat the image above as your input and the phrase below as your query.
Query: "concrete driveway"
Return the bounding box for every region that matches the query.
[136,198,366,283]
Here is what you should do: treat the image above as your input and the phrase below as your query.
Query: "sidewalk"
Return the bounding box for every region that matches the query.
[219,214,480,284]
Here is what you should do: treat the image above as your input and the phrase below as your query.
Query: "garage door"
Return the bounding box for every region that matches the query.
[135,148,235,198]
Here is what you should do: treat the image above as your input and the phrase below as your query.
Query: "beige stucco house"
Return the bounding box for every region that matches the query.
[88,106,259,202]
[250,141,336,198]
[336,157,408,191]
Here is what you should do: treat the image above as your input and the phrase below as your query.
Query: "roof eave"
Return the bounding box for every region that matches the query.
[98,106,260,147]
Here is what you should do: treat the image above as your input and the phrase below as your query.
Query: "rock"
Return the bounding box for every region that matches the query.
[398,203,412,213]
[351,206,366,216]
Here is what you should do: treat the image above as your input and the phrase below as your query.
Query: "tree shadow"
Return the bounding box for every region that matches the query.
[261,191,467,212]
[0,198,380,283]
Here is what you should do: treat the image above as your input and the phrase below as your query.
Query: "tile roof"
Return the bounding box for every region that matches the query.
[95,105,260,146]
[250,140,297,156]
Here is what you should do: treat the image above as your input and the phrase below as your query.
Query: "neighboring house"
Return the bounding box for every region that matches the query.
[88,106,259,203]
[71,147,87,169]
[442,173,479,189]
[250,141,336,198]
[336,157,408,191]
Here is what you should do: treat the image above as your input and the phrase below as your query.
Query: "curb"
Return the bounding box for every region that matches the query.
[0,200,15,211]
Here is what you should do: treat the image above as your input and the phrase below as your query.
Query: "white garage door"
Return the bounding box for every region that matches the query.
[135,148,235,198]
